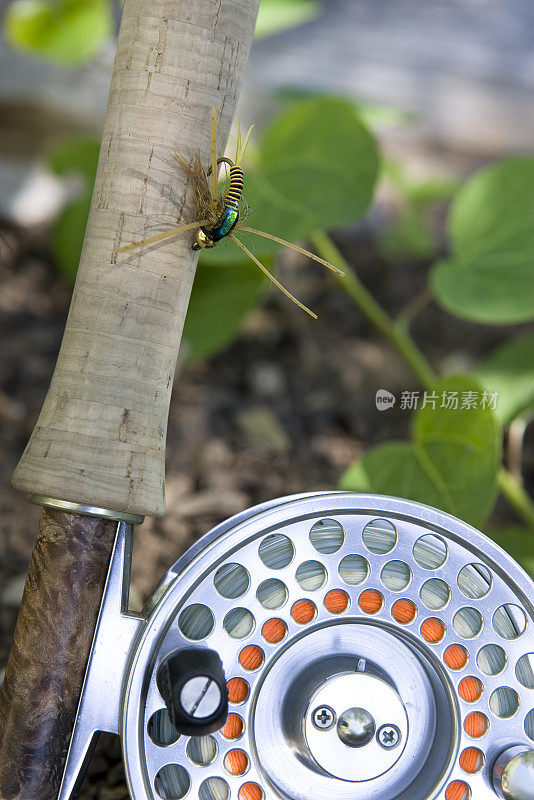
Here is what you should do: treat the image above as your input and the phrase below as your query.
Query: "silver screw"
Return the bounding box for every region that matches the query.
[376,724,401,749]
[312,705,336,730]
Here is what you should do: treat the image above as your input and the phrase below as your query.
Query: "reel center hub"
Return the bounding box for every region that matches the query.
[305,671,407,780]
[336,707,375,747]
[252,621,453,800]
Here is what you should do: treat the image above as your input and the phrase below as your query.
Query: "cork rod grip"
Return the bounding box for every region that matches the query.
[12,0,260,518]
[0,509,118,800]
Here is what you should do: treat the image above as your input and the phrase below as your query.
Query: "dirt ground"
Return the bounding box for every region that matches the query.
[0,220,532,797]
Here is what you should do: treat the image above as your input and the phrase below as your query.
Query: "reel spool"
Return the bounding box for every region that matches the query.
[59,493,534,800]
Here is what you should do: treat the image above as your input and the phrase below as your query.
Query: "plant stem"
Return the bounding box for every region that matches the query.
[507,417,528,480]
[497,468,534,530]
[396,285,433,330]
[310,229,534,531]
[310,230,435,388]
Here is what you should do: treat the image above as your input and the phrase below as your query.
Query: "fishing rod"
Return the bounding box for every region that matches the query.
[0,1,260,797]
[1,1,533,799]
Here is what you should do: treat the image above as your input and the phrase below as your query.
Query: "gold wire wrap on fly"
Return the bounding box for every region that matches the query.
[226,165,244,210]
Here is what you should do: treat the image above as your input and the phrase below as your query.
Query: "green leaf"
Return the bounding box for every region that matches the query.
[340,442,449,507]
[5,0,112,64]
[409,176,459,206]
[255,0,321,39]
[182,256,266,363]
[383,158,458,206]
[52,190,91,282]
[206,170,317,267]
[274,91,413,130]
[431,157,534,323]
[240,169,317,245]
[487,526,534,578]
[474,333,534,424]
[48,137,101,183]
[413,376,501,525]
[380,207,435,260]
[341,375,501,528]
[47,137,100,282]
[260,98,380,233]
[356,103,416,130]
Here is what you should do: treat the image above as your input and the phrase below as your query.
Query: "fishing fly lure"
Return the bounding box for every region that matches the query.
[120,109,343,317]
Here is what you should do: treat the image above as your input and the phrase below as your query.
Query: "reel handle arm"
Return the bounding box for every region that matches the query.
[493,746,534,800]
[157,648,229,737]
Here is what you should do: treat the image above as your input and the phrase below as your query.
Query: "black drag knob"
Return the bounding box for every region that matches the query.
[156,648,228,737]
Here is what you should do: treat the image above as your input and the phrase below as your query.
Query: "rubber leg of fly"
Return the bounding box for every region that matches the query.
[237,226,344,275]
[229,234,317,319]
[211,108,218,201]
[119,220,209,252]
[236,125,254,166]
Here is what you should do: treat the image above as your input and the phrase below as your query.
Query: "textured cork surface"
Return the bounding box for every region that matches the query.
[12,0,260,517]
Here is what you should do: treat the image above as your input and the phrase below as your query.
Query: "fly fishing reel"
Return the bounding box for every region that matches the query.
[59,493,534,800]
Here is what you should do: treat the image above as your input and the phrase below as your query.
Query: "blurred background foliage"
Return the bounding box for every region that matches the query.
[5,0,113,63]
[4,0,322,62]
[1,0,534,578]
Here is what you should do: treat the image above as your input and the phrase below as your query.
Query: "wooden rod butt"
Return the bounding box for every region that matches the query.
[0,509,118,800]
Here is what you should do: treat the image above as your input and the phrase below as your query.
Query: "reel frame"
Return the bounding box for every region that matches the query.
[58,493,534,800]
